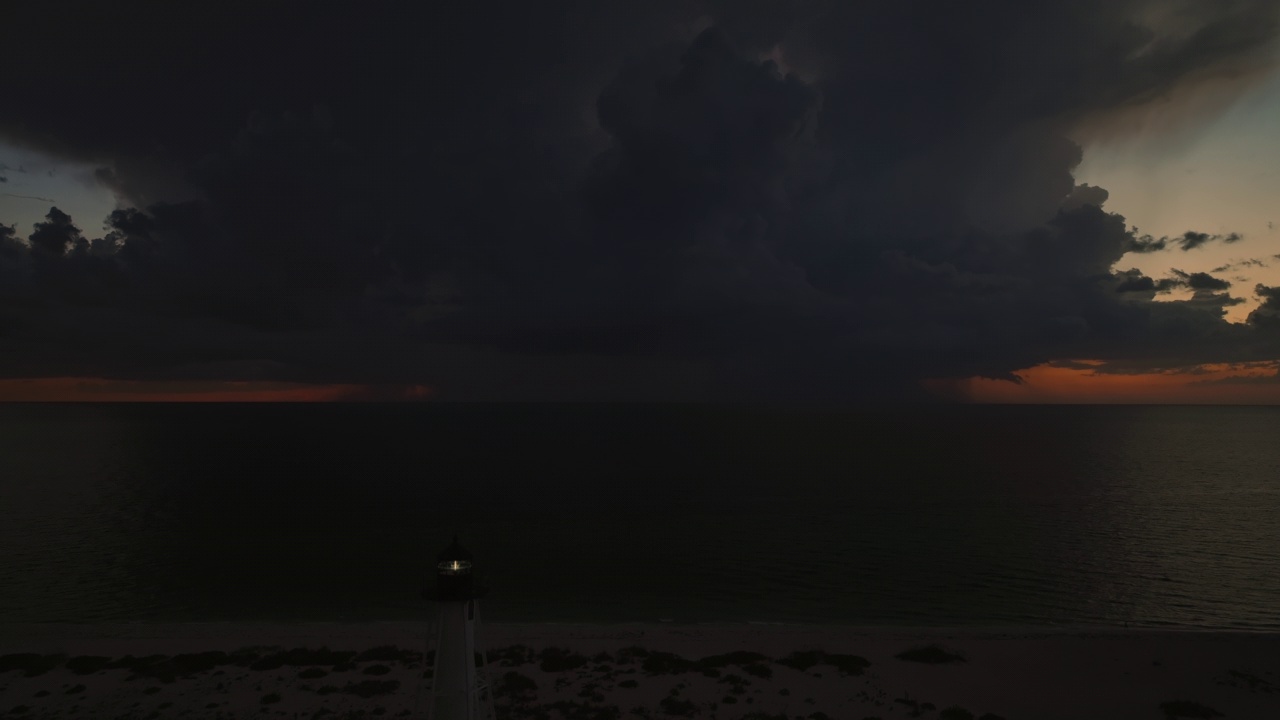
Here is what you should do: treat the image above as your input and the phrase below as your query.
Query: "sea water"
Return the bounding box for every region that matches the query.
[1,403,1278,629]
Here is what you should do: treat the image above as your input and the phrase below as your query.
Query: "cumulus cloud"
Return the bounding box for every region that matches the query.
[0,0,1279,398]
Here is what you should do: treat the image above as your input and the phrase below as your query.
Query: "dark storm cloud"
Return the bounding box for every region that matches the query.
[27,208,82,259]
[1249,285,1280,329]
[1,0,1279,398]
[1117,268,1235,297]
[1127,230,1245,253]
[1212,258,1268,272]
[0,223,20,256]
[1180,270,1233,291]
[1115,269,1156,293]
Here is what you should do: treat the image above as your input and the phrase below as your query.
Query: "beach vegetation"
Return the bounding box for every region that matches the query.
[699,651,768,668]
[777,650,870,676]
[717,672,749,689]
[0,654,65,677]
[659,696,699,716]
[939,707,974,720]
[538,699,621,720]
[249,647,358,671]
[1159,700,1224,719]
[491,644,536,666]
[65,655,111,675]
[362,664,391,675]
[357,645,418,663]
[616,646,650,665]
[641,651,694,674]
[895,645,966,664]
[539,647,589,672]
[579,681,606,702]
[342,679,401,698]
[173,651,237,676]
[777,650,826,671]
[107,651,240,682]
[496,670,537,702]
[640,650,778,676]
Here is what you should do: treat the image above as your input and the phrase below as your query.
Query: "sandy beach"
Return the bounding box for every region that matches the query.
[2,622,1278,720]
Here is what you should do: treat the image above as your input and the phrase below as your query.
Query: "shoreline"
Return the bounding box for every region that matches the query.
[4,622,1280,719]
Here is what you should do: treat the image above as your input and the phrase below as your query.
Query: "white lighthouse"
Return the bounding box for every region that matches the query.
[421,536,495,720]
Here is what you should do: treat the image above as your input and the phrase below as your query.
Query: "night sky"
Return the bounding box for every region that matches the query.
[3,1,1280,402]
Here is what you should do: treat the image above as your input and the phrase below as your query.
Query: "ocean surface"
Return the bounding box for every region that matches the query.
[1,403,1278,630]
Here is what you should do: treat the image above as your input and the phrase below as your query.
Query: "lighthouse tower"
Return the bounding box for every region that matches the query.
[422,536,495,720]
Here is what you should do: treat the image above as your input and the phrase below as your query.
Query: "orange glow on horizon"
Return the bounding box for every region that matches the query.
[0,377,434,403]
[929,360,1280,404]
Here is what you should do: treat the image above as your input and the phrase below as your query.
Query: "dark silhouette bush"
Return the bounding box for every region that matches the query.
[895,645,966,664]
[357,646,417,663]
[496,671,538,702]
[539,647,589,672]
[659,696,698,716]
[342,679,400,698]
[65,656,112,675]
[0,654,65,677]
[939,706,974,720]
[490,644,535,666]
